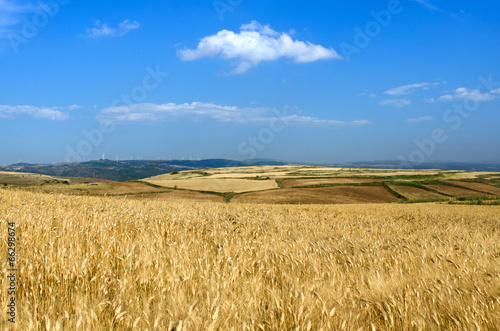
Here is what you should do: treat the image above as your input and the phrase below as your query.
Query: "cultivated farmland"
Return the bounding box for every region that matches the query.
[4,166,500,204]
[389,185,444,200]
[144,178,278,193]
[232,186,401,204]
[0,189,498,329]
[425,185,490,198]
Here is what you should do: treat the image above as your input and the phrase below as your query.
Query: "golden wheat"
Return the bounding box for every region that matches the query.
[0,188,499,330]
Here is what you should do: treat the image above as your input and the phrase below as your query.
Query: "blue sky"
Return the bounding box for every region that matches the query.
[1,0,499,165]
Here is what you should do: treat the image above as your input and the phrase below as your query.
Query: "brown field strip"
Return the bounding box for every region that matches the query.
[30,181,169,195]
[124,190,224,202]
[282,178,385,187]
[448,181,500,195]
[207,172,287,178]
[390,185,445,199]
[337,171,440,176]
[425,184,490,197]
[90,182,171,194]
[64,177,115,184]
[232,186,400,204]
[144,178,279,193]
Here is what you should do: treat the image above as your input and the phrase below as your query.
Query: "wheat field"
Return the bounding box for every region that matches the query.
[0,188,499,330]
[144,178,278,193]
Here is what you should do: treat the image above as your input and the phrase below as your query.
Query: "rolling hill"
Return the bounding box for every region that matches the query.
[2,159,500,182]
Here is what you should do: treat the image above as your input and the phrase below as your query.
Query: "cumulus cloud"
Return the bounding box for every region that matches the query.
[427,87,496,103]
[384,82,440,96]
[178,21,342,74]
[379,99,412,107]
[406,116,433,123]
[98,102,369,127]
[82,19,140,38]
[0,104,76,120]
[453,87,495,101]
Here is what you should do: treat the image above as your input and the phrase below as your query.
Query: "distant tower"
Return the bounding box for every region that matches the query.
[115,156,119,162]
[101,153,105,160]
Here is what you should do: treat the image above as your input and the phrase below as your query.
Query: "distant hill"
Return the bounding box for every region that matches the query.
[2,159,499,182]
[326,161,500,172]
[0,159,289,182]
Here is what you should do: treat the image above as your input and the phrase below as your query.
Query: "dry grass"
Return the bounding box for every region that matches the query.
[448,182,500,195]
[390,185,445,200]
[26,181,169,196]
[207,173,286,179]
[144,178,278,193]
[1,189,499,330]
[425,185,490,198]
[0,171,62,186]
[451,172,500,179]
[124,190,224,203]
[29,183,114,192]
[282,178,385,187]
[232,186,401,204]
[354,171,440,176]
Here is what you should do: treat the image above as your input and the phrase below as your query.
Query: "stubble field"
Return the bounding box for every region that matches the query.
[1,188,498,330]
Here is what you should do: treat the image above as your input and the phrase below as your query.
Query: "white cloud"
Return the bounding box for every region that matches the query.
[60,104,81,111]
[384,82,440,96]
[406,116,433,123]
[0,104,75,120]
[438,94,454,102]
[98,102,369,127]
[431,87,496,102]
[0,0,36,23]
[82,19,140,38]
[454,87,494,101]
[358,90,376,97]
[0,0,38,38]
[412,0,440,11]
[379,99,412,107]
[178,21,342,74]
[411,0,457,18]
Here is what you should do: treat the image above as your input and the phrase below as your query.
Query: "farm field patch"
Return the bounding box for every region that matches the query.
[425,184,490,197]
[124,190,224,202]
[282,177,385,187]
[144,178,279,193]
[0,171,66,186]
[389,185,445,200]
[232,186,400,204]
[448,181,500,195]
[27,180,169,195]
